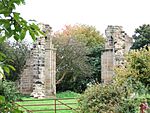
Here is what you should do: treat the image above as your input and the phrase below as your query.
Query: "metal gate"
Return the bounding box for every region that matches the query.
[15,98,80,113]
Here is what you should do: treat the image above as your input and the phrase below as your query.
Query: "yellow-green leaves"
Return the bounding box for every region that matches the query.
[115,47,150,90]
[0,95,5,104]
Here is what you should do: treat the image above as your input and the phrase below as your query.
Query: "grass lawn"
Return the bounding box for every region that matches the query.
[16,91,80,113]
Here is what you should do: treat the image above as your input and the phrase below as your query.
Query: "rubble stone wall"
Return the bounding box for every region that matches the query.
[20,24,56,98]
[101,26,133,83]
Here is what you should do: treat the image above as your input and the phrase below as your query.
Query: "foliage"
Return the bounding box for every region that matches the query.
[116,94,150,113]
[131,24,150,49]
[79,83,124,113]
[79,47,150,113]
[0,80,21,101]
[54,24,105,92]
[0,95,22,113]
[55,36,92,92]
[114,77,148,113]
[115,47,150,90]
[0,0,43,79]
[0,0,42,42]
[87,45,103,83]
[0,51,16,79]
[79,82,149,113]
[0,42,29,81]
[0,1,42,111]
[54,24,105,48]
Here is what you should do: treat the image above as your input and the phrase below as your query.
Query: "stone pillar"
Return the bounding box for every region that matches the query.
[101,49,114,83]
[20,23,56,98]
[44,31,56,97]
[101,25,133,83]
[30,37,46,98]
[30,24,56,98]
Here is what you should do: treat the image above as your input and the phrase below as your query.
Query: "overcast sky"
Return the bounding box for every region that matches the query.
[17,0,150,36]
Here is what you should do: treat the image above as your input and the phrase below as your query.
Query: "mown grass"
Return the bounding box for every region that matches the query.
[16,91,80,113]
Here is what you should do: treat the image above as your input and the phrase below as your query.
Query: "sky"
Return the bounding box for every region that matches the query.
[16,0,150,37]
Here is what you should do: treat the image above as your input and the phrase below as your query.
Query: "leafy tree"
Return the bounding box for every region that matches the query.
[0,0,42,42]
[0,42,29,81]
[87,45,103,83]
[131,24,150,49]
[54,36,92,92]
[115,47,150,90]
[0,80,20,101]
[79,47,150,113]
[0,0,42,111]
[54,24,105,92]
[55,24,105,48]
[0,0,43,78]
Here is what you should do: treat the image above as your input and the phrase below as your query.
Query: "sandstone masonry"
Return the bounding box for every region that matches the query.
[101,26,133,83]
[19,24,56,98]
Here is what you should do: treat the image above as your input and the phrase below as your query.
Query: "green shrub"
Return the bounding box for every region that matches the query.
[79,82,149,113]
[79,83,125,113]
[115,48,150,91]
[116,94,150,113]
[0,80,20,101]
[79,48,150,113]
[116,98,139,113]
[0,95,22,113]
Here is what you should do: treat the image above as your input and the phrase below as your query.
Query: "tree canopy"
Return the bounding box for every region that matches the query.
[0,42,29,81]
[79,47,150,113]
[131,24,150,49]
[54,24,105,48]
[0,0,42,78]
[115,47,150,90]
[53,24,105,92]
[0,0,42,42]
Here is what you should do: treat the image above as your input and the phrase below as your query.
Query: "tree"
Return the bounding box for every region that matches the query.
[0,1,42,111]
[0,0,42,41]
[87,45,103,83]
[53,24,105,92]
[55,24,105,48]
[79,48,150,113]
[54,36,92,92]
[115,47,150,90]
[0,0,43,78]
[0,42,29,81]
[131,24,150,49]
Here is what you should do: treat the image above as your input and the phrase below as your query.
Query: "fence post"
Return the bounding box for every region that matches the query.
[54,98,56,113]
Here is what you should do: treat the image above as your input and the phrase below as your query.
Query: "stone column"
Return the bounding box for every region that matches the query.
[30,37,46,98]
[101,26,133,83]
[44,26,56,97]
[20,23,56,98]
[101,49,114,83]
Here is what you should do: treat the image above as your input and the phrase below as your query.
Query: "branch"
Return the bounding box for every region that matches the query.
[56,70,67,85]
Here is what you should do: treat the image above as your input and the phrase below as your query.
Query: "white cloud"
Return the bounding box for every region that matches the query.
[16,0,150,36]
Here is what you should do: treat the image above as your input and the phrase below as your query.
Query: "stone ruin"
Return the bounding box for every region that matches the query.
[101,25,133,83]
[19,24,133,96]
[19,24,56,98]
